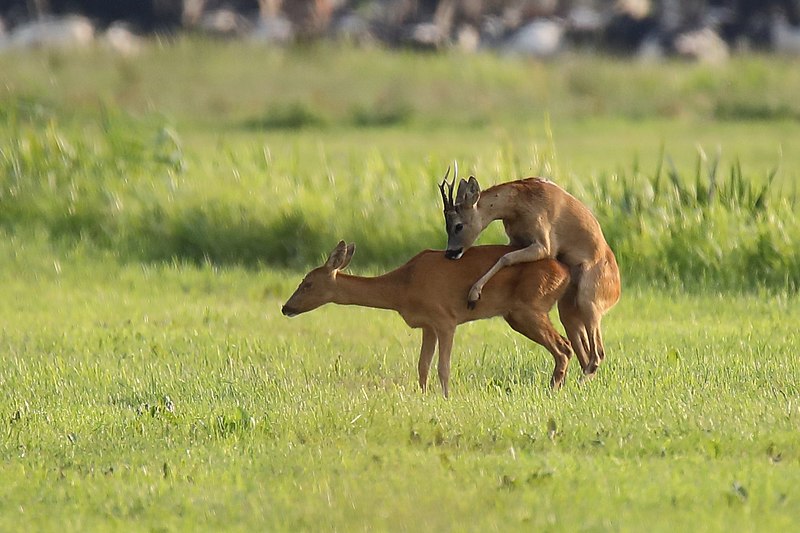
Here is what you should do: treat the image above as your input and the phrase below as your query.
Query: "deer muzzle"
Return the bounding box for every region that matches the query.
[281,305,299,317]
[445,248,464,260]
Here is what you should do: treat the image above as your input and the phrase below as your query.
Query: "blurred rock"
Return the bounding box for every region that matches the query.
[199,8,253,37]
[258,0,282,19]
[250,15,294,45]
[568,4,605,34]
[481,14,507,45]
[374,0,426,27]
[636,35,667,63]
[616,0,652,20]
[636,34,664,62]
[456,23,480,52]
[103,22,144,56]
[566,4,608,48]
[772,16,800,54]
[502,0,558,30]
[458,0,487,25]
[5,15,94,50]
[503,18,563,58]
[334,13,375,45]
[0,0,799,57]
[282,0,334,39]
[182,0,207,26]
[605,0,656,52]
[405,22,446,50]
[721,0,800,50]
[433,0,456,38]
[674,27,729,64]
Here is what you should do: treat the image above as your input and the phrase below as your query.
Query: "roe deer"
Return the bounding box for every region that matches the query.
[439,166,620,376]
[281,241,573,397]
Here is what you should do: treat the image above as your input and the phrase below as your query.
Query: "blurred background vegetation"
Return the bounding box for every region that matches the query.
[1,1,800,292]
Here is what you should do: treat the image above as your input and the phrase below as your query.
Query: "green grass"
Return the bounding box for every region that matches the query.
[2,43,800,530]
[2,112,798,290]
[4,41,800,128]
[1,237,799,531]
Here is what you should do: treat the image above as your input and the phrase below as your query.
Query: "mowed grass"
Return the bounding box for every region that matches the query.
[1,237,799,531]
[1,43,800,530]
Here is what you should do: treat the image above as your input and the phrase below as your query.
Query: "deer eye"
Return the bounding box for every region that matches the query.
[454,223,464,234]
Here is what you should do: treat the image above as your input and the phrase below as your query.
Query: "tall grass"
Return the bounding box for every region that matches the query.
[588,146,799,291]
[2,111,798,292]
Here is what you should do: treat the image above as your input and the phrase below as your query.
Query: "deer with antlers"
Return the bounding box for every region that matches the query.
[438,165,620,377]
[282,241,574,396]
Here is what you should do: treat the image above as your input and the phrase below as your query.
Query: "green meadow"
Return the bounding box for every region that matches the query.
[1,43,799,530]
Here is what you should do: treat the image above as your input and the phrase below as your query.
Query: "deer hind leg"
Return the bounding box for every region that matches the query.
[581,311,604,375]
[576,255,620,373]
[435,327,455,398]
[557,283,592,375]
[505,309,573,390]
[588,321,606,367]
[417,326,438,393]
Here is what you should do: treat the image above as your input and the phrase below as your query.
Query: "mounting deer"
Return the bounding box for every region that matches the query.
[439,165,621,376]
[281,241,574,397]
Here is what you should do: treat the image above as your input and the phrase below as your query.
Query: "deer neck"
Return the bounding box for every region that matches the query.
[477,186,516,225]
[332,271,408,312]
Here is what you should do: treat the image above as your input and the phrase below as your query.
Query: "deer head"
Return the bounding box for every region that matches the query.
[281,240,355,317]
[439,164,482,260]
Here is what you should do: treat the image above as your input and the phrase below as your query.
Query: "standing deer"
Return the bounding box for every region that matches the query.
[281,241,574,397]
[439,165,620,376]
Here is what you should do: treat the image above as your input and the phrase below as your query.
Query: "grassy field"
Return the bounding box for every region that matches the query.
[2,239,799,531]
[1,42,800,531]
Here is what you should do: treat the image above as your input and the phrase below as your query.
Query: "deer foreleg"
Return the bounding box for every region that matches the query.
[435,327,455,398]
[417,326,437,393]
[468,242,550,308]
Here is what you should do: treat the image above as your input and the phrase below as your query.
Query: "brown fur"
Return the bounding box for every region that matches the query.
[441,176,621,375]
[282,242,574,396]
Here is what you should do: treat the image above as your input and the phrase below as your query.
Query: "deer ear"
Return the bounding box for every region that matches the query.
[339,243,356,270]
[461,176,481,207]
[325,240,349,271]
[455,178,469,204]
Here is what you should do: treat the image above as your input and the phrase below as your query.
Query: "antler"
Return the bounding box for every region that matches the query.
[438,162,457,211]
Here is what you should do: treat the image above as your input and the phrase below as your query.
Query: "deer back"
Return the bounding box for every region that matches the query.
[401,246,570,323]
